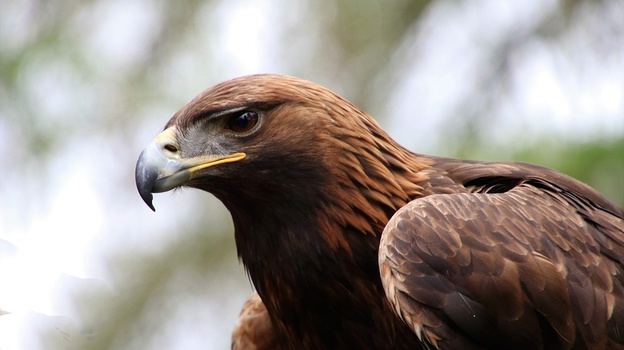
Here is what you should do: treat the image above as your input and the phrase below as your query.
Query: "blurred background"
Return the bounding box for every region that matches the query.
[0,0,622,348]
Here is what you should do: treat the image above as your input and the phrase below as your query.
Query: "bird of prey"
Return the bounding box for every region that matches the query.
[135,74,624,350]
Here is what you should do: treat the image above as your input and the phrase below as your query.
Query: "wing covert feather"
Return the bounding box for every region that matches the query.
[379,185,624,349]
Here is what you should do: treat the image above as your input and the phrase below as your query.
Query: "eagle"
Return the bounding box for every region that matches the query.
[135,74,624,349]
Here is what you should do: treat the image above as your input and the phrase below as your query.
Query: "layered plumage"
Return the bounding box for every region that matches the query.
[135,74,624,349]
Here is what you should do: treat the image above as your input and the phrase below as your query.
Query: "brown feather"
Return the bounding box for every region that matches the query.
[232,292,277,350]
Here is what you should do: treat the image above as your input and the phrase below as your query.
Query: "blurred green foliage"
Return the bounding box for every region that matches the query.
[512,137,624,206]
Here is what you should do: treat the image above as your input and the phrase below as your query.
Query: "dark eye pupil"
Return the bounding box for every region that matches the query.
[227,111,258,132]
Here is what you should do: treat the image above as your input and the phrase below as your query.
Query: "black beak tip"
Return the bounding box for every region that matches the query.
[135,154,157,212]
[140,191,156,212]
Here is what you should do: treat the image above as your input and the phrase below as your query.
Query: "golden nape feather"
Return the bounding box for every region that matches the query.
[135,74,624,349]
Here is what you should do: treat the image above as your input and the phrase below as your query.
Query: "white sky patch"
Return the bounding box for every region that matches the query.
[510,41,624,140]
[212,0,275,74]
[0,165,103,314]
[521,52,573,120]
[77,0,161,70]
[0,313,22,349]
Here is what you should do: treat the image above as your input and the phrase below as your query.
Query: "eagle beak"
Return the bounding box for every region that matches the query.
[135,127,246,211]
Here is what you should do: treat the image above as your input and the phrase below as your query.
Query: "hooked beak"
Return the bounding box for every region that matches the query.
[134,127,246,211]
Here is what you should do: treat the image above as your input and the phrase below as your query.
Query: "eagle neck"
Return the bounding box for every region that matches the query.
[221,143,430,348]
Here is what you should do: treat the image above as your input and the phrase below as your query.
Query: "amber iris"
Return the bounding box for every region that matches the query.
[227,111,258,132]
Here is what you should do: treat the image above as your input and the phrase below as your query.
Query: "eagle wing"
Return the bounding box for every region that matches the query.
[379,164,624,350]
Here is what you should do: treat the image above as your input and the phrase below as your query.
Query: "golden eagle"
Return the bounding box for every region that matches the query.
[135,74,624,349]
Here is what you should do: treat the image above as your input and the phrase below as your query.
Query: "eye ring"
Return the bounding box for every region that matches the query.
[225,110,259,133]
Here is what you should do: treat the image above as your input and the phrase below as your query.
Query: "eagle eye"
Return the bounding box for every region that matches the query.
[226,111,259,133]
